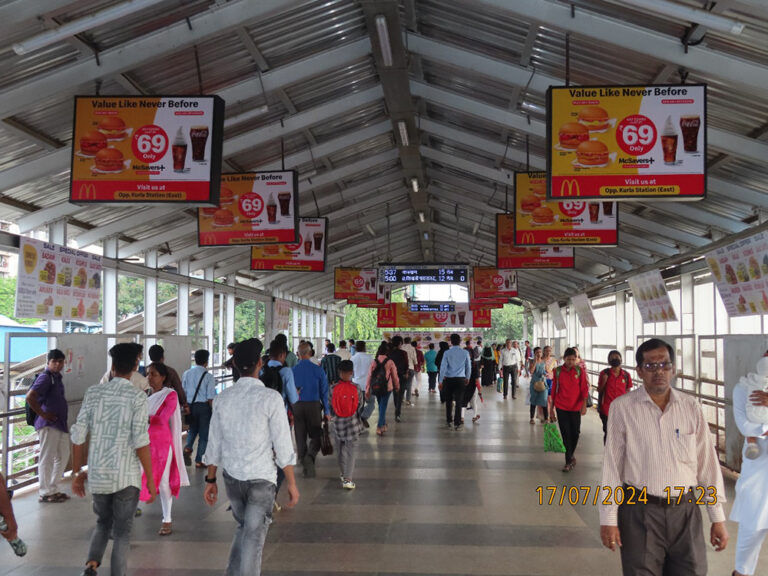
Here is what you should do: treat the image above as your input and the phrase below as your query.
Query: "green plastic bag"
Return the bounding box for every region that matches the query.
[496,376,503,393]
[544,422,566,453]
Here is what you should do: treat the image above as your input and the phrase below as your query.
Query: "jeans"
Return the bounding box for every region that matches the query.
[502,365,518,398]
[427,371,438,390]
[223,472,275,576]
[361,392,377,420]
[443,377,466,426]
[185,402,212,463]
[87,486,140,576]
[557,409,582,465]
[404,370,415,402]
[376,392,391,428]
[393,374,407,417]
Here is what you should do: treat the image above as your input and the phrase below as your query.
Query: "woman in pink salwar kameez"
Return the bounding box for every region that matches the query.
[141,362,189,535]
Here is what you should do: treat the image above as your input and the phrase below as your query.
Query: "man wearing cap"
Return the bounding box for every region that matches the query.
[204,338,299,576]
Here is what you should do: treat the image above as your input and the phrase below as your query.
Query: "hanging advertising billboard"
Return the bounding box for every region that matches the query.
[71,95,225,203]
[497,214,575,268]
[377,303,491,328]
[706,231,768,317]
[250,218,327,272]
[548,84,706,200]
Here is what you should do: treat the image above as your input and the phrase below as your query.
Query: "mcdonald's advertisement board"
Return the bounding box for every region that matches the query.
[334,268,378,300]
[198,172,299,246]
[547,84,706,200]
[496,214,575,268]
[70,95,225,204]
[472,267,517,299]
[377,303,491,328]
[250,218,327,272]
[348,284,391,308]
[15,237,102,321]
[514,172,618,246]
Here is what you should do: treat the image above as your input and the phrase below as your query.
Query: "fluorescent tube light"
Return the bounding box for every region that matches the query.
[410,178,419,193]
[375,15,393,67]
[397,121,409,146]
[365,224,376,237]
[472,222,480,235]
[423,232,429,240]
[418,211,425,223]
[608,0,745,35]
[13,0,166,55]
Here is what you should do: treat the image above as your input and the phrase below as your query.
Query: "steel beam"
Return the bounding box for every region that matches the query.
[118,222,197,259]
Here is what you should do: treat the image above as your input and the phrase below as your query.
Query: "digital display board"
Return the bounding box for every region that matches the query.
[408,302,456,312]
[380,265,468,284]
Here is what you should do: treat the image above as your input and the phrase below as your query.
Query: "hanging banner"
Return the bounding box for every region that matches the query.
[348,284,391,308]
[377,303,491,328]
[16,237,102,321]
[71,95,225,204]
[472,267,518,298]
[469,300,504,310]
[628,270,678,323]
[706,231,768,316]
[334,268,378,300]
[571,293,598,328]
[250,218,327,272]
[274,298,292,332]
[515,172,617,246]
[530,307,544,331]
[548,84,706,200]
[496,214,575,268]
[198,172,299,246]
[548,302,567,331]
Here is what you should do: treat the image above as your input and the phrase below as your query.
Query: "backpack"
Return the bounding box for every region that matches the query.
[332,381,360,418]
[261,364,284,395]
[370,359,390,396]
[25,372,44,426]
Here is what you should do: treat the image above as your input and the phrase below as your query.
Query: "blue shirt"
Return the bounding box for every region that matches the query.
[424,349,438,373]
[292,359,330,414]
[181,365,217,403]
[262,359,299,405]
[440,345,472,381]
[30,369,68,433]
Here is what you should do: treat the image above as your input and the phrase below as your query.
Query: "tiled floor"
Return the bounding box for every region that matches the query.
[3,387,764,575]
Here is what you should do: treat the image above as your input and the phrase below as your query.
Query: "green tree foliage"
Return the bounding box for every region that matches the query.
[480,305,532,344]
[0,276,40,324]
[117,276,178,317]
[234,299,263,342]
[343,304,383,341]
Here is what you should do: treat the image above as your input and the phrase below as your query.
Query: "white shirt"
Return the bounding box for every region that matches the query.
[203,376,296,483]
[600,386,726,525]
[336,348,351,361]
[351,352,374,391]
[99,369,148,392]
[405,345,418,370]
[500,347,521,367]
[70,377,150,494]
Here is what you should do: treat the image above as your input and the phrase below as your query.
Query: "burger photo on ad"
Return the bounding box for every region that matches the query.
[92,147,126,173]
[531,206,555,225]
[79,130,108,156]
[575,140,611,167]
[98,116,128,140]
[557,122,589,150]
[577,106,611,132]
[520,195,541,214]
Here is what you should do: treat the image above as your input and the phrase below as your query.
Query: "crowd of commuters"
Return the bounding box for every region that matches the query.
[8,334,767,576]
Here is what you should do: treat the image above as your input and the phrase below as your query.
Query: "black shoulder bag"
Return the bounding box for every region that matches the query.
[184,370,208,426]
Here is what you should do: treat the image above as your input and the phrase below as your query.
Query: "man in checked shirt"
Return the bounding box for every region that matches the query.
[600,338,728,575]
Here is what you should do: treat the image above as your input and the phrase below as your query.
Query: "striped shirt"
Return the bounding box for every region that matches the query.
[600,386,726,525]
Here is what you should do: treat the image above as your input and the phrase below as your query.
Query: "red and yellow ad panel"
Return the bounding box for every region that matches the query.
[473,267,518,299]
[198,172,298,246]
[547,84,706,200]
[377,303,491,328]
[71,95,224,203]
[469,300,504,310]
[515,172,617,246]
[496,214,575,268]
[334,268,378,300]
[250,218,327,272]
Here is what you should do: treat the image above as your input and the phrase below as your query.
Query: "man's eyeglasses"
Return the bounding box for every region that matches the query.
[641,361,674,372]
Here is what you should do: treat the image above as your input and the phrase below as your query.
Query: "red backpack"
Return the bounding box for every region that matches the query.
[332,381,360,418]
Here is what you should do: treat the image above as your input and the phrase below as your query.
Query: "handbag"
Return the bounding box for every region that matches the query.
[543,422,566,453]
[533,378,547,393]
[320,421,334,456]
[496,376,503,393]
[586,391,594,408]
[184,370,207,426]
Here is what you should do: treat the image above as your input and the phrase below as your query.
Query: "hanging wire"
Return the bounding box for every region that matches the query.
[386,203,391,261]
[194,45,204,95]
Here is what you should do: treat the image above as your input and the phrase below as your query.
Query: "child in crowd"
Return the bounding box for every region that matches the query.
[330,360,363,489]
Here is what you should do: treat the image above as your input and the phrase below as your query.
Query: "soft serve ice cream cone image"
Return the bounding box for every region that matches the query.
[23,243,37,274]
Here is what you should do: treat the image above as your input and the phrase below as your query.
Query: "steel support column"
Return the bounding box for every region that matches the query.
[102,236,119,335]
[203,267,215,356]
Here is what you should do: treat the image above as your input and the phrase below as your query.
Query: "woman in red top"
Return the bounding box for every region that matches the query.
[550,348,589,472]
[596,350,632,444]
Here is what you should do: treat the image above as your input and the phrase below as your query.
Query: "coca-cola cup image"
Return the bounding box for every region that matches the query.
[313,232,323,251]
[450,313,457,324]
[267,204,277,224]
[661,133,678,164]
[304,240,312,256]
[589,204,599,224]
[172,143,187,172]
[602,201,614,216]
[278,192,291,216]
[679,115,700,153]
[189,126,209,162]
[458,311,466,324]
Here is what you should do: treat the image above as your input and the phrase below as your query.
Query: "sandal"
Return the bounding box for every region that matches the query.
[158,523,172,536]
[54,492,70,500]
[39,493,67,503]
[472,415,480,423]
[195,462,206,469]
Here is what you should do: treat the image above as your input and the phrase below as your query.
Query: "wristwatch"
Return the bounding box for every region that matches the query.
[204,476,216,484]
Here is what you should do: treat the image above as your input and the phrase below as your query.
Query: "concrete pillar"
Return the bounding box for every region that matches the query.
[339,315,345,340]
[301,308,307,339]
[203,267,215,353]
[616,291,627,354]
[523,314,528,343]
[48,220,67,334]
[225,275,236,346]
[177,260,190,336]
[144,250,158,340]
[264,297,275,343]
[321,314,328,340]
[292,307,299,349]
[218,293,225,366]
[102,236,119,335]
[254,301,260,340]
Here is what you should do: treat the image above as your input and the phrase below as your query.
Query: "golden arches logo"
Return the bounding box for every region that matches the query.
[521,232,536,245]
[559,179,581,197]
[77,184,97,200]
[202,233,216,245]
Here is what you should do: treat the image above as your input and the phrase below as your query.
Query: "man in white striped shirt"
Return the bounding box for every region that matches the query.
[600,338,728,575]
